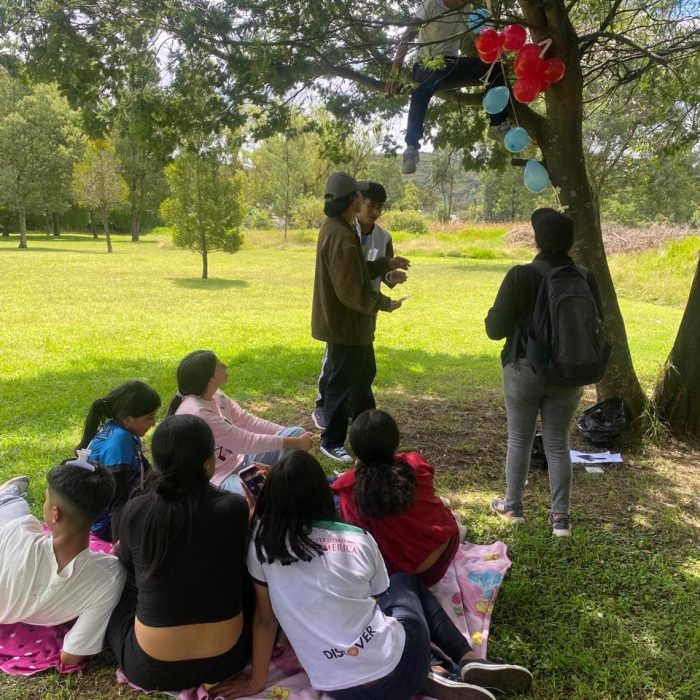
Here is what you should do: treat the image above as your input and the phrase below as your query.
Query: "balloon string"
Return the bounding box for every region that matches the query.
[537,38,552,58]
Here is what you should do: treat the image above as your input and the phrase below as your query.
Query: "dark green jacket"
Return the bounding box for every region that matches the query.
[311,216,392,345]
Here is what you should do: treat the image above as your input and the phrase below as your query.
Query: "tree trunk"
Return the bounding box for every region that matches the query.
[200,230,208,279]
[18,210,27,249]
[53,212,61,237]
[44,213,52,237]
[652,257,700,439]
[89,210,98,238]
[1,220,9,237]
[131,206,141,242]
[516,8,646,420]
[102,209,113,253]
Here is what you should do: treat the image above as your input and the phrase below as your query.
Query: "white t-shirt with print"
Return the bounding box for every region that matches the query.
[415,0,471,60]
[247,521,405,691]
[0,515,126,656]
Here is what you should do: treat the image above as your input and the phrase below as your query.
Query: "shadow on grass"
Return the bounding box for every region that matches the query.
[169,277,250,290]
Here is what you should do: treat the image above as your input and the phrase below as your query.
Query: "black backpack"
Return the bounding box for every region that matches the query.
[525,261,611,387]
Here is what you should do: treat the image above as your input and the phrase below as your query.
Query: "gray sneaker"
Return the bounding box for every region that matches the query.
[311,407,326,430]
[487,120,512,142]
[550,513,572,537]
[0,475,30,495]
[460,659,533,695]
[402,146,420,174]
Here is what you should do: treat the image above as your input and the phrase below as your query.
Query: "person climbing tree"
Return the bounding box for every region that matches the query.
[385,0,511,174]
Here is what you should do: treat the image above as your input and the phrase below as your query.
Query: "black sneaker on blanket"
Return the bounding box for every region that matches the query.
[423,672,497,700]
[460,660,533,695]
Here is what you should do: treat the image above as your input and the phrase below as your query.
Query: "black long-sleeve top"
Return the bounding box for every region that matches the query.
[485,253,603,366]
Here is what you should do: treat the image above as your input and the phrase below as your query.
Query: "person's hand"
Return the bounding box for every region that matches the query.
[388,298,403,312]
[389,256,411,270]
[293,431,315,451]
[209,673,265,699]
[249,462,270,477]
[388,270,408,285]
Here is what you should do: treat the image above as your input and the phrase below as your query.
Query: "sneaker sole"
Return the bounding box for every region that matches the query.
[552,528,571,537]
[490,508,525,524]
[424,674,496,700]
[461,662,533,695]
[319,445,353,464]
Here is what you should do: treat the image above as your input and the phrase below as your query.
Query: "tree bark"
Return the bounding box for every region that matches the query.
[89,210,98,238]
[18,210,27,249]
[200,230,208,279]
[652,257,700,440]
[102,208,113,253]
[515,1,646,420]
[131,207,141,242]
[44,213,52,237]
[53,212,61,237]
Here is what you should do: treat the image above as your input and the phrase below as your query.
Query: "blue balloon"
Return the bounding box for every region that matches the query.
[504,126,530,153]
[482,86,510,115]
[467,9,491,35]
[524,160,550,193]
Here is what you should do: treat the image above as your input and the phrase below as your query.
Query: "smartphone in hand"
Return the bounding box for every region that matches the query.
[238,466,266,498]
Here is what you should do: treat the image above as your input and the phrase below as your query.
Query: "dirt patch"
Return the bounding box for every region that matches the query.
[507,221,695,255]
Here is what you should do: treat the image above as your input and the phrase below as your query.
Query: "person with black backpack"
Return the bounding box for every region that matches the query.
[484,208,609,537]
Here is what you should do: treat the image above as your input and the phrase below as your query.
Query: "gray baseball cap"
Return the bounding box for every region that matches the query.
[324,172,370,201]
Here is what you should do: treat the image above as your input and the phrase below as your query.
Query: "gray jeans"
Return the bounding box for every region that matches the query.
[503,361,583,515]
[0,483,30,525]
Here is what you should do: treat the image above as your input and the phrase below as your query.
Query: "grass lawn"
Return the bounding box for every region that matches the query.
[0,230,698,700]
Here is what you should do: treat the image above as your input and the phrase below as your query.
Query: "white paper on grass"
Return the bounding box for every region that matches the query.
[584,466,605,474]
[570,450,623,464]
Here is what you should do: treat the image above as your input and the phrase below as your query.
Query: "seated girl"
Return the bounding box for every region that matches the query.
[106,414,251,693]
[216,451,531,700]
[331,409,460,587]
[167,350,314,496]
[77,380,161,542]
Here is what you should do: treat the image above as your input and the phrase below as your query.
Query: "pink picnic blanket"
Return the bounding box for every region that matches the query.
[117,540,512,700]
[0,533,113,677]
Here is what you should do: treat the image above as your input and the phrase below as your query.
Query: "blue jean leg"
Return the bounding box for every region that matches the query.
[406,56,508,147]
[0,484,31,525]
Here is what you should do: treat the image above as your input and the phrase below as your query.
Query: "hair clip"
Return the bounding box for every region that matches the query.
[66,448,96,472]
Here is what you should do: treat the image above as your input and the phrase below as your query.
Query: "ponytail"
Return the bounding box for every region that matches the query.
[167,350,217,416]
[166,395,183,417]
[77,381,161,450]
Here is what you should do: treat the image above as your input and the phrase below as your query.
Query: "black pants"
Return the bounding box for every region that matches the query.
[106,575,252,691]
[321,343,376,449]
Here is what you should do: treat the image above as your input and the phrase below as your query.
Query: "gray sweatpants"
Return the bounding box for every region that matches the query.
[503,360,583,515]
[0,483,30,525]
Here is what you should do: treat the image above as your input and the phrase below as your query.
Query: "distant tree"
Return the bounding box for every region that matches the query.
[0,79,82,248]
[431,149,459,222]
[161,146,244,279]
[363,155,405,209]
[72,140,128,253]
[396,182,420,211]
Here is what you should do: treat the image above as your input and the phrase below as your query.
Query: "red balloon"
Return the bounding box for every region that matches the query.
[477,47,502,64]
[543,57,566,84]
[514,43,544,76]
[512,76,541,103]
[475,27,504,54]
[501,24,527,52]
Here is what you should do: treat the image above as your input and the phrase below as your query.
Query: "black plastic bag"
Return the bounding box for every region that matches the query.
[576,397,627,447]
[530,431,548,470]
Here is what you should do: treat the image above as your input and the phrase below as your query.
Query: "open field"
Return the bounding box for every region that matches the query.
[0,229,698,699]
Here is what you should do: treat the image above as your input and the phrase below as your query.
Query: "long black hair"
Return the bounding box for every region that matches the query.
[349,409,416,518]
[78,380,161,449]
[128,414,219,577]
[253,450,338,565]
[167,350,218,415]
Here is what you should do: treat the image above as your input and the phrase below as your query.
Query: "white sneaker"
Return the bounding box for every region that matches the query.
[460,660,533,695]
[319,444,353,464]
[402,146,420,174]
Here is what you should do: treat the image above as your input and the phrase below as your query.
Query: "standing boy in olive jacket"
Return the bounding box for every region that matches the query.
[311,172,402,463]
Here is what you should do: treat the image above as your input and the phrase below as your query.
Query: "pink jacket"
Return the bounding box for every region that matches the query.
[176,391,283,485]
